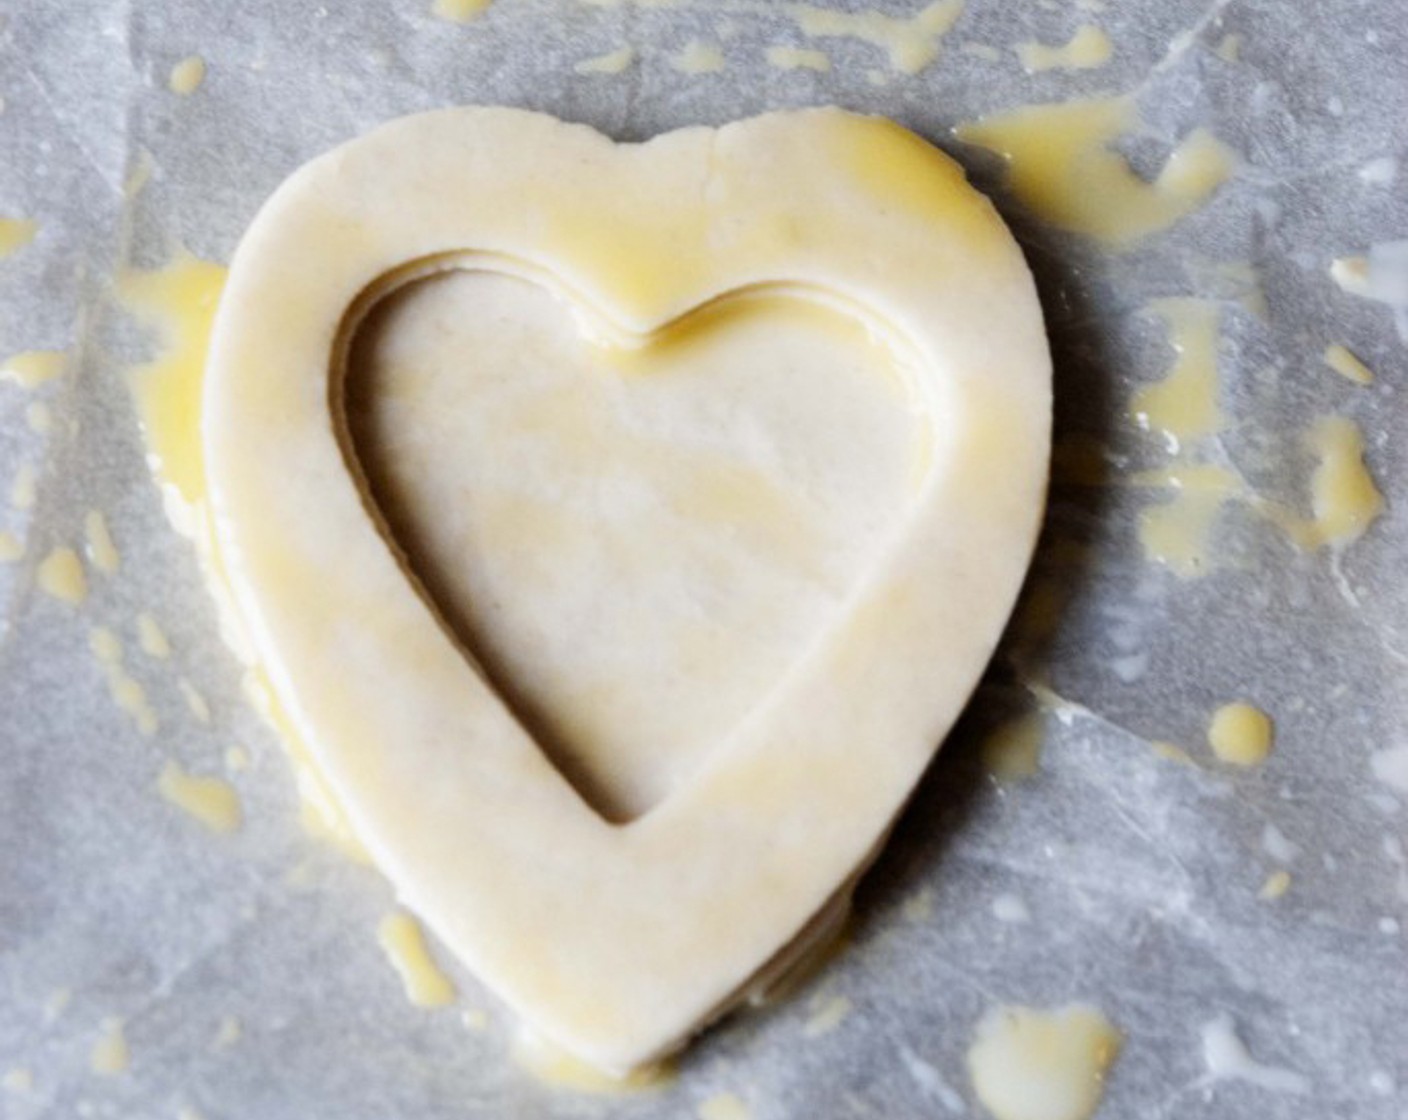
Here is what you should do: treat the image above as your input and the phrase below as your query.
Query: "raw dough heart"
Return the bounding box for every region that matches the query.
[204,107,1050,1073]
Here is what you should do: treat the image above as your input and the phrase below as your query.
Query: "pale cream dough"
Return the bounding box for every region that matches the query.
[347,271,919,821]
[203,107,1050,1073]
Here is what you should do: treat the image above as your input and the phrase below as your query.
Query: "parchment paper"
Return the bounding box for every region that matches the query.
[1,1,1404,1117]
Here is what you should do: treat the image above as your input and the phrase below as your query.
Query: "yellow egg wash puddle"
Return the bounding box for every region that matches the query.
[120,250,369,856]
[787,0,964,75]
[1322,343,1374,385]
[698,1092,753,1120]
[377,910,457,1008]
[1207,701,1273,767]
[432,0,492,20]
[89,626,158,735]
[979,710,1045,780]
[955,96,1236,248]
[1132,299,1224,449]
[119,250,226,531]
[1130,433,1382,577]
[1131,464,1241,579]
[90,1018,130,1075]
[967,1004,1122,1120]
[512,1028,676,1094]
[37,546,87,604]
[0,217,37,259]
[672,41,725,74]
[1015,25,1112,73]
[168,55,206,96]
[1300,416,1383,548]
[767,46,832,72]
[0,532,22,562]
[574,46,636,75]
[1,349,66,388]
[158,761,243,832]
[1114,297,1384,576]
[84,510,120,574]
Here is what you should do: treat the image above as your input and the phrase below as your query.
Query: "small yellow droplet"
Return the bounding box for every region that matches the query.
[377,910,457,1008]
[135,612,170,658]
[1322,343,1374,386]
[802,993,853,1037]
[574,46,636,75]
[1304,416,1383,549]
[37,546,87,604]
[90,1018,130,1075]
[672,41,726,74]
[158,762,243,833]
[1207,702,1274,767]
[766,46,832,72]
[85,510,121,574]
[1258,870,1291,900]
[0,349,65,388]
[10,463,36,509]
[180,677,212,722]
[968,1004,1122,1120]
[0,217,37,259]
[168,55,207,95]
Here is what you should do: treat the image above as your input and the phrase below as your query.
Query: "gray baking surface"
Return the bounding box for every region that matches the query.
[1,1,1404,1117]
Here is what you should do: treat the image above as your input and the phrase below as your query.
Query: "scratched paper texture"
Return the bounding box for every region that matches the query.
[1,1,1405,1118]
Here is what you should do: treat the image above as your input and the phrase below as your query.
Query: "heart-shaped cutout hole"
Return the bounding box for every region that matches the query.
[343,267,929,821]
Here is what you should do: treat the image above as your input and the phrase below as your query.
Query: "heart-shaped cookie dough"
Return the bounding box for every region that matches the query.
[204,107,1050,1073]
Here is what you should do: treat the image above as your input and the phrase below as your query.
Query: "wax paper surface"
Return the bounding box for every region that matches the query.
[0,1,1405,1118]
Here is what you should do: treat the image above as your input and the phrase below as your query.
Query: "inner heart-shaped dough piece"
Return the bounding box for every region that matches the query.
[203,106,1050,1073]
[347,269,924,821]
